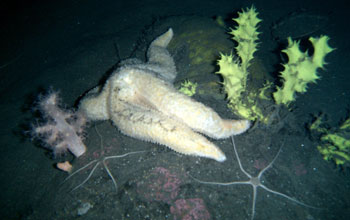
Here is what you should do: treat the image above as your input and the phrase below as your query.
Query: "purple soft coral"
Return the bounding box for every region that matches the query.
[33,92,87,157]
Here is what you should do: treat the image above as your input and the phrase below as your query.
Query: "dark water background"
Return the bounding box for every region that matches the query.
[1,0,349,219]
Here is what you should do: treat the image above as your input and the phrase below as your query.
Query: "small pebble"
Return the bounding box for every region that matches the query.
[77,202,93,216]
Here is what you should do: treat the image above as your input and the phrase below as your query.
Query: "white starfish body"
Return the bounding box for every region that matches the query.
[79,28,250,162]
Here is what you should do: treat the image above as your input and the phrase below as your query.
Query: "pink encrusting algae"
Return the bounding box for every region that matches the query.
[136,167,212,220]
[170,198,211,220]
[137,167,182,204]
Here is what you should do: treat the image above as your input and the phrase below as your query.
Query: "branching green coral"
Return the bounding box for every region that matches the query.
[340,118,350,130]
[273,36,334,105]
[217,5,333,123]
[311,116,350,166]
[217,6,264,121]
[178,80,197,96]
[318,133,350,166]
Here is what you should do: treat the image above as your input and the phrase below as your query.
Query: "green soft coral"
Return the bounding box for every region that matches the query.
[178,80,197,96]
[318,133,350,165]
[229,6,261,71]
[217,6,264,121]
[311,116,350,166]
[273,36,334,105]
[217,53,246,102]
[217,6,334,123]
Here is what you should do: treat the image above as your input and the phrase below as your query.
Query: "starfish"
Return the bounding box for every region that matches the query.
[190,137,319,220]
[78,28,250,162]
[62,126,146,192]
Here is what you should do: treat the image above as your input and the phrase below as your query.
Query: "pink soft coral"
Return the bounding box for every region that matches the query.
[33,92,87,157]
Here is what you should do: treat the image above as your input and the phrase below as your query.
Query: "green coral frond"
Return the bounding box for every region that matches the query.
[229,6,261,71]
[273,36,334,106]
[178,80,197,96]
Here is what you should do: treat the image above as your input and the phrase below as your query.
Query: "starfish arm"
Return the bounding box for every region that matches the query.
[102,160,118,192]
[251,186,258,220]
[259,184,318,209]
[231,136,252,178]
[71,161,100,192]
[158,88,251,139]
[78,81,111,121]
[109,101,226,162]
[190,174,251,186]
[147,28,177,83]
[78,28,176,120]
[258,146,283,178]
[63,159,98,183]
[115,68,250,139]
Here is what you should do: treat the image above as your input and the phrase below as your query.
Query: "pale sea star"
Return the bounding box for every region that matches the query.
[78,28,250,162]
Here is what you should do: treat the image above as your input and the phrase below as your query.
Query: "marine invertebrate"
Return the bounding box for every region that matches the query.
[33,92,87,157]
[217,6,334,121]
[310,115,350,166]
[273,36,334,105]
[217,6,264,121]
[78,28,250,162]
[62,126,145,192]
[178,80,197,97]
[190,137,318,220]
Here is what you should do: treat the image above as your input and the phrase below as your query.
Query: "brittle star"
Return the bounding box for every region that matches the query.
[62,125,146,192]
[190,136,319,220]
